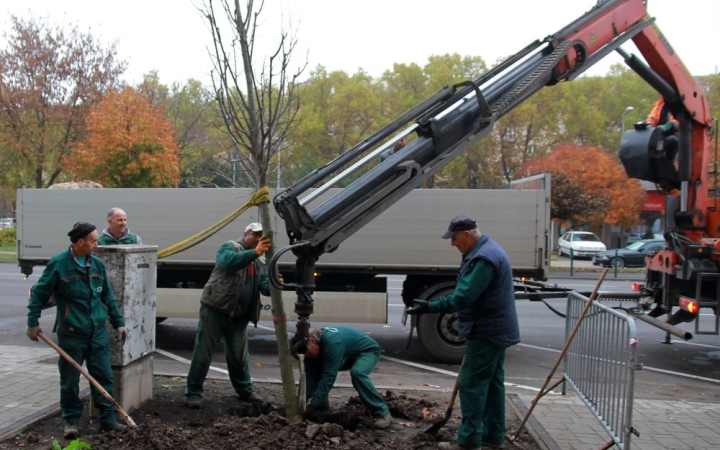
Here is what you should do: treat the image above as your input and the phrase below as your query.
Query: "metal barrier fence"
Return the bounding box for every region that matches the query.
[563,291,642,450]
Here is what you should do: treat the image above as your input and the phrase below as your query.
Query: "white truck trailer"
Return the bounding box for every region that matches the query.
[16,176,550,362]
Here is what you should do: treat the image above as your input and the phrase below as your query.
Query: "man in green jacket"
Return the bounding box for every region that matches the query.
[97,207,142,245]
[26,222,128,439]
[406,215,520,450]
[299,326,393,430]
[185,222,272,408]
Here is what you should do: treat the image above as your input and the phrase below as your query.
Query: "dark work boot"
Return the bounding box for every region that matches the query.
[185,395,202,409]
[99,422,128,433]
[238,391,263,403]
[437,443,480,450]
[63,424,79,440]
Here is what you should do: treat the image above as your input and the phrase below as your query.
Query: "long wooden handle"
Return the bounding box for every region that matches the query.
[445,372,460,415]
[38,331,137,428]
[298,354,307,415]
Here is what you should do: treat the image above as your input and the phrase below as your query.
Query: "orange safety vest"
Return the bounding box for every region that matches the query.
[646,98,678,131]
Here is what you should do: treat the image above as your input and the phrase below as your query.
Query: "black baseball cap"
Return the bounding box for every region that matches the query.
[441,215,477,239]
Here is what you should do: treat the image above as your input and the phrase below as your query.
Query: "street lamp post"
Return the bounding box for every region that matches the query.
[229,158,240,187]
[621,105,634,136]
[276,149,281,189]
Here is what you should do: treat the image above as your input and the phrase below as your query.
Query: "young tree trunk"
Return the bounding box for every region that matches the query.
[258,201,300,422]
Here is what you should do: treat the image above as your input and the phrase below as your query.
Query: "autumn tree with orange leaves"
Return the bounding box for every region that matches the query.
[522,143,645,228]
[65,87,180,187]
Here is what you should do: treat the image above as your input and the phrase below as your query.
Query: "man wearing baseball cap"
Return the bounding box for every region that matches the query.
[185,221,272,408]
[406,215,520,450]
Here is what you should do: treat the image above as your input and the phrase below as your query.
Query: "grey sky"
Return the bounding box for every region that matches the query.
[3,0,718,87]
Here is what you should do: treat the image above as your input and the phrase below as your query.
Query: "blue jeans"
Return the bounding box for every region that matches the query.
[185,304,255,398]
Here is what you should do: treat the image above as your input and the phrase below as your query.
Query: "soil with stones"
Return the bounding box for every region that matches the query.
[0,376,542,450]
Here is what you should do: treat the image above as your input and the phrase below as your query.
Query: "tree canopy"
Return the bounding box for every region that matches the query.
[0,15,125,191]
[65,87,181,187]
[521,143,646,228]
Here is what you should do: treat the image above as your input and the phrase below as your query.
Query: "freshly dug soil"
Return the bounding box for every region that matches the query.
[0,376,542,450]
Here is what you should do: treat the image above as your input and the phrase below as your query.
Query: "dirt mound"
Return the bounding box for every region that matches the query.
[0,377,540,450]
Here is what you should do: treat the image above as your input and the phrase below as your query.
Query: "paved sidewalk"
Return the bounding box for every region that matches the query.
[2,343,720,449]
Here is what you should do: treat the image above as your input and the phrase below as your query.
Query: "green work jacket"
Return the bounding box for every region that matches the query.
[27,247,125,336]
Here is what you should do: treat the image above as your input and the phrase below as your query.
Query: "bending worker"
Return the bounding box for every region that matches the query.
[298,326,393,430]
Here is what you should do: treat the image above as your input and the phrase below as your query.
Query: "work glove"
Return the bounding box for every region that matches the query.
[25,326,41,342]
[255,236,272,256]
[405,299,429,315]
[117,327,128,342]
[658,122,675,133]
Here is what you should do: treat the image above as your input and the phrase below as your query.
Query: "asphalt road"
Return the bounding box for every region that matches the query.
[1,262,718,404]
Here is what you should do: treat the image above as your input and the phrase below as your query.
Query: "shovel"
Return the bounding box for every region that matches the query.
[38,331,137,428]
[425,358,462,434]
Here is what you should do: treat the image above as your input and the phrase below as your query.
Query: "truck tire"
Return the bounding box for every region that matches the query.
[416,284,464,364]
[417,312,464,364]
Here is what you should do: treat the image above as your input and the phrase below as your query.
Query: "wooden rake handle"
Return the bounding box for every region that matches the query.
[37,331,137,428]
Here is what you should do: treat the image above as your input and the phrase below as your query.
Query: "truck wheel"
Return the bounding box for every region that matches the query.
[416,285,464,364]
[417,312,464,364]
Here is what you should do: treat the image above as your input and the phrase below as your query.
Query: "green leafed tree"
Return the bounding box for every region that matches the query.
[137,72,230,187]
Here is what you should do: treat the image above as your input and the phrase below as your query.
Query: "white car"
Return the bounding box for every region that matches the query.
[0,218,15,230]
[558,231,607,258]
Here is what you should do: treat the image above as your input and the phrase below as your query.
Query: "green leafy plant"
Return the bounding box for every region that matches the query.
[0,228,16,247]
[52,439,91,450]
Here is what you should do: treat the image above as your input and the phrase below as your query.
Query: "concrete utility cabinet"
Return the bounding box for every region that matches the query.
[95,245,157,413]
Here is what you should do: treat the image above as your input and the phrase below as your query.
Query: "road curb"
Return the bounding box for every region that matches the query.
[0,388,90,443]
[507,393,561,450]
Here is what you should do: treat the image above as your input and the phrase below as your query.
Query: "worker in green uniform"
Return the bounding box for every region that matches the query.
[97,207,142,245]
[406,215,520,450]
[25,222,128,440]
[184,222,272,408]
[299,326,393,429]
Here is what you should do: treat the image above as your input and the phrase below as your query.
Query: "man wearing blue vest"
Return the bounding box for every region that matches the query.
[406,215,520,450]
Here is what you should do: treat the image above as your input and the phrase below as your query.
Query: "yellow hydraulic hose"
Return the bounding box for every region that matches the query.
[156,186,271,259]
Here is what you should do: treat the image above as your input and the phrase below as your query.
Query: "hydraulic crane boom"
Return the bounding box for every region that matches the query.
[270,0,716,345]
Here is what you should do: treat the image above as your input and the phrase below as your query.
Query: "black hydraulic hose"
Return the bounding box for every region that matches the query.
[268,240,311,290]
[616,47,678,104]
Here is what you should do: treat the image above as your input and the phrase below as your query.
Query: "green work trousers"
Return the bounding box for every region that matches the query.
[349,348,389,418]
[305,348,388,418]
[185,304,255,398]
[457,339,506,449]
[57,327,118,425]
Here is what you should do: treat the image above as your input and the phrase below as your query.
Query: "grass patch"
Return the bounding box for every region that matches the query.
[0,252,17,262]
[0,242,16,251]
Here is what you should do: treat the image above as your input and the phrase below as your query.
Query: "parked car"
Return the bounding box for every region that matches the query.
[626,232,643,244]
[0,218,15,229]
[557,231,607,258]
[592,239,666,268]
